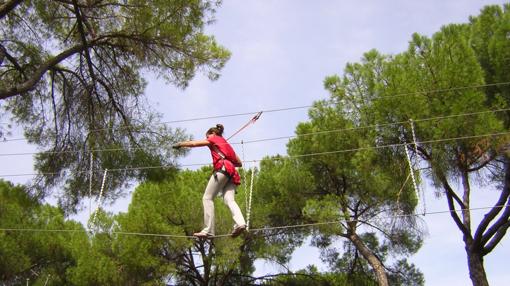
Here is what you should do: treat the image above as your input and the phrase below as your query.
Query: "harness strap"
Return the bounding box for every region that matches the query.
[213,166,230,178]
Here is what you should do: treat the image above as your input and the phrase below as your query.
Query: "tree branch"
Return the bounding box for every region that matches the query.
[0,29,196,99]
[184,247,204,285]
[0,43,90,100]
[445,188,471,238]
[417,145,432,161]
[483,220,510,254]
[0,44,26,77]
[0,0,23,19]
[467,152,497,172]
[72,0,98,90]
[358,219,392,238]
[50,70,59,148]
[474,158,510,247]
[0,44,5,66]
[479,199,510,248]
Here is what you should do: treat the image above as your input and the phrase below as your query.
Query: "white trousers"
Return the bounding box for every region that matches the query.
[201,171,246,235]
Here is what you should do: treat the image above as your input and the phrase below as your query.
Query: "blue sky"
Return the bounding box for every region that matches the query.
[2,1,510,285]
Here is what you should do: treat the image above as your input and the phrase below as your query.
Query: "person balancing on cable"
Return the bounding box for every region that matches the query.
[173,124,247,238]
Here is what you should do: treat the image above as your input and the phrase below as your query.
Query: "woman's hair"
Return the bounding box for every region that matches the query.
[206,124,224,136]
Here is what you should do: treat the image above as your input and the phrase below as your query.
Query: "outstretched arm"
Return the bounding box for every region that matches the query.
[173,139,210,148]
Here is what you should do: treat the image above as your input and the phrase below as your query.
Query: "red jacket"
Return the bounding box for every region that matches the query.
[207,136,241,185]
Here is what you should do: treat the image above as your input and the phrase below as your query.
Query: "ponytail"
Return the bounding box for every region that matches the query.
[215,124,224,136]
[206,124,224,137]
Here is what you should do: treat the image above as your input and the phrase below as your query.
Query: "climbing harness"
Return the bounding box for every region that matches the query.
[209,135,241,185]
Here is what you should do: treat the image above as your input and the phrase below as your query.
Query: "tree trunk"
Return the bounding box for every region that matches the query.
[349,232,389,286]
[466,247,489,286]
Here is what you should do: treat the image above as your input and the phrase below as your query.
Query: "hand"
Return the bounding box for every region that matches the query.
[172,143,182,149]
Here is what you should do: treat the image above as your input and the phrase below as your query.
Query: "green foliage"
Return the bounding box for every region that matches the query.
[109,167,255,284]
[250,157,315,265]
[0,0,230,212]
[470,4,510,105]
[255,157,315,225]
[262,265,377,286]
[318,233,423,286]
[3,3,510,285]
[320,3,510,285]
[2,165,316,285]
[0,180,86,285]
[256,101,423,285]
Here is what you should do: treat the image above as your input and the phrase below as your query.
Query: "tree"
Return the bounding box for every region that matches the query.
[0,0,230,212]
[0,179,86,285]
[324,5,510,285]
[250,157,316,274]
[469,4,510,107]
[1,164,328,285]
[107,167,259,285]
[107,165,325,285]
[277,97,424,286]
[261,265,377,286]
[324,233,424,286]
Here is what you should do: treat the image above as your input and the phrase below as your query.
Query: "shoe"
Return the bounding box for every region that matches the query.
[193,231,213,238]
[231,225,246,238]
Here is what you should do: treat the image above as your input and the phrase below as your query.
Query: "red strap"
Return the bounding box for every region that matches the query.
[211,144,226,159]
[226,111,263,141]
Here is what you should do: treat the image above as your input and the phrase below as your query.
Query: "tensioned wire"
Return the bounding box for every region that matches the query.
[1,107,509,157]
[2,129,510,178]
[0,204,507,239]
[1,81,509,142]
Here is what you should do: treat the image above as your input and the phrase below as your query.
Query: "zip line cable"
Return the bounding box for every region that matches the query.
[1,81,510,143]
[234,107,510,145]
[2,129,510,178]
[1,84,508,241]
[2,107,510,157]
[0,204,507,239]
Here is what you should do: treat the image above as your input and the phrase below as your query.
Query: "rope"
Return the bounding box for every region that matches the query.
[2,81,510,143]
[246,165,255,231]
[90,169,108,229]
[396,173,411,211]
[404,143,421,215]
[409,119,426,214]
[240,140,249,216]
[410,119,418,154]
[3,130,510,178]
[2,107,510,157]
[1,204,507,239]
